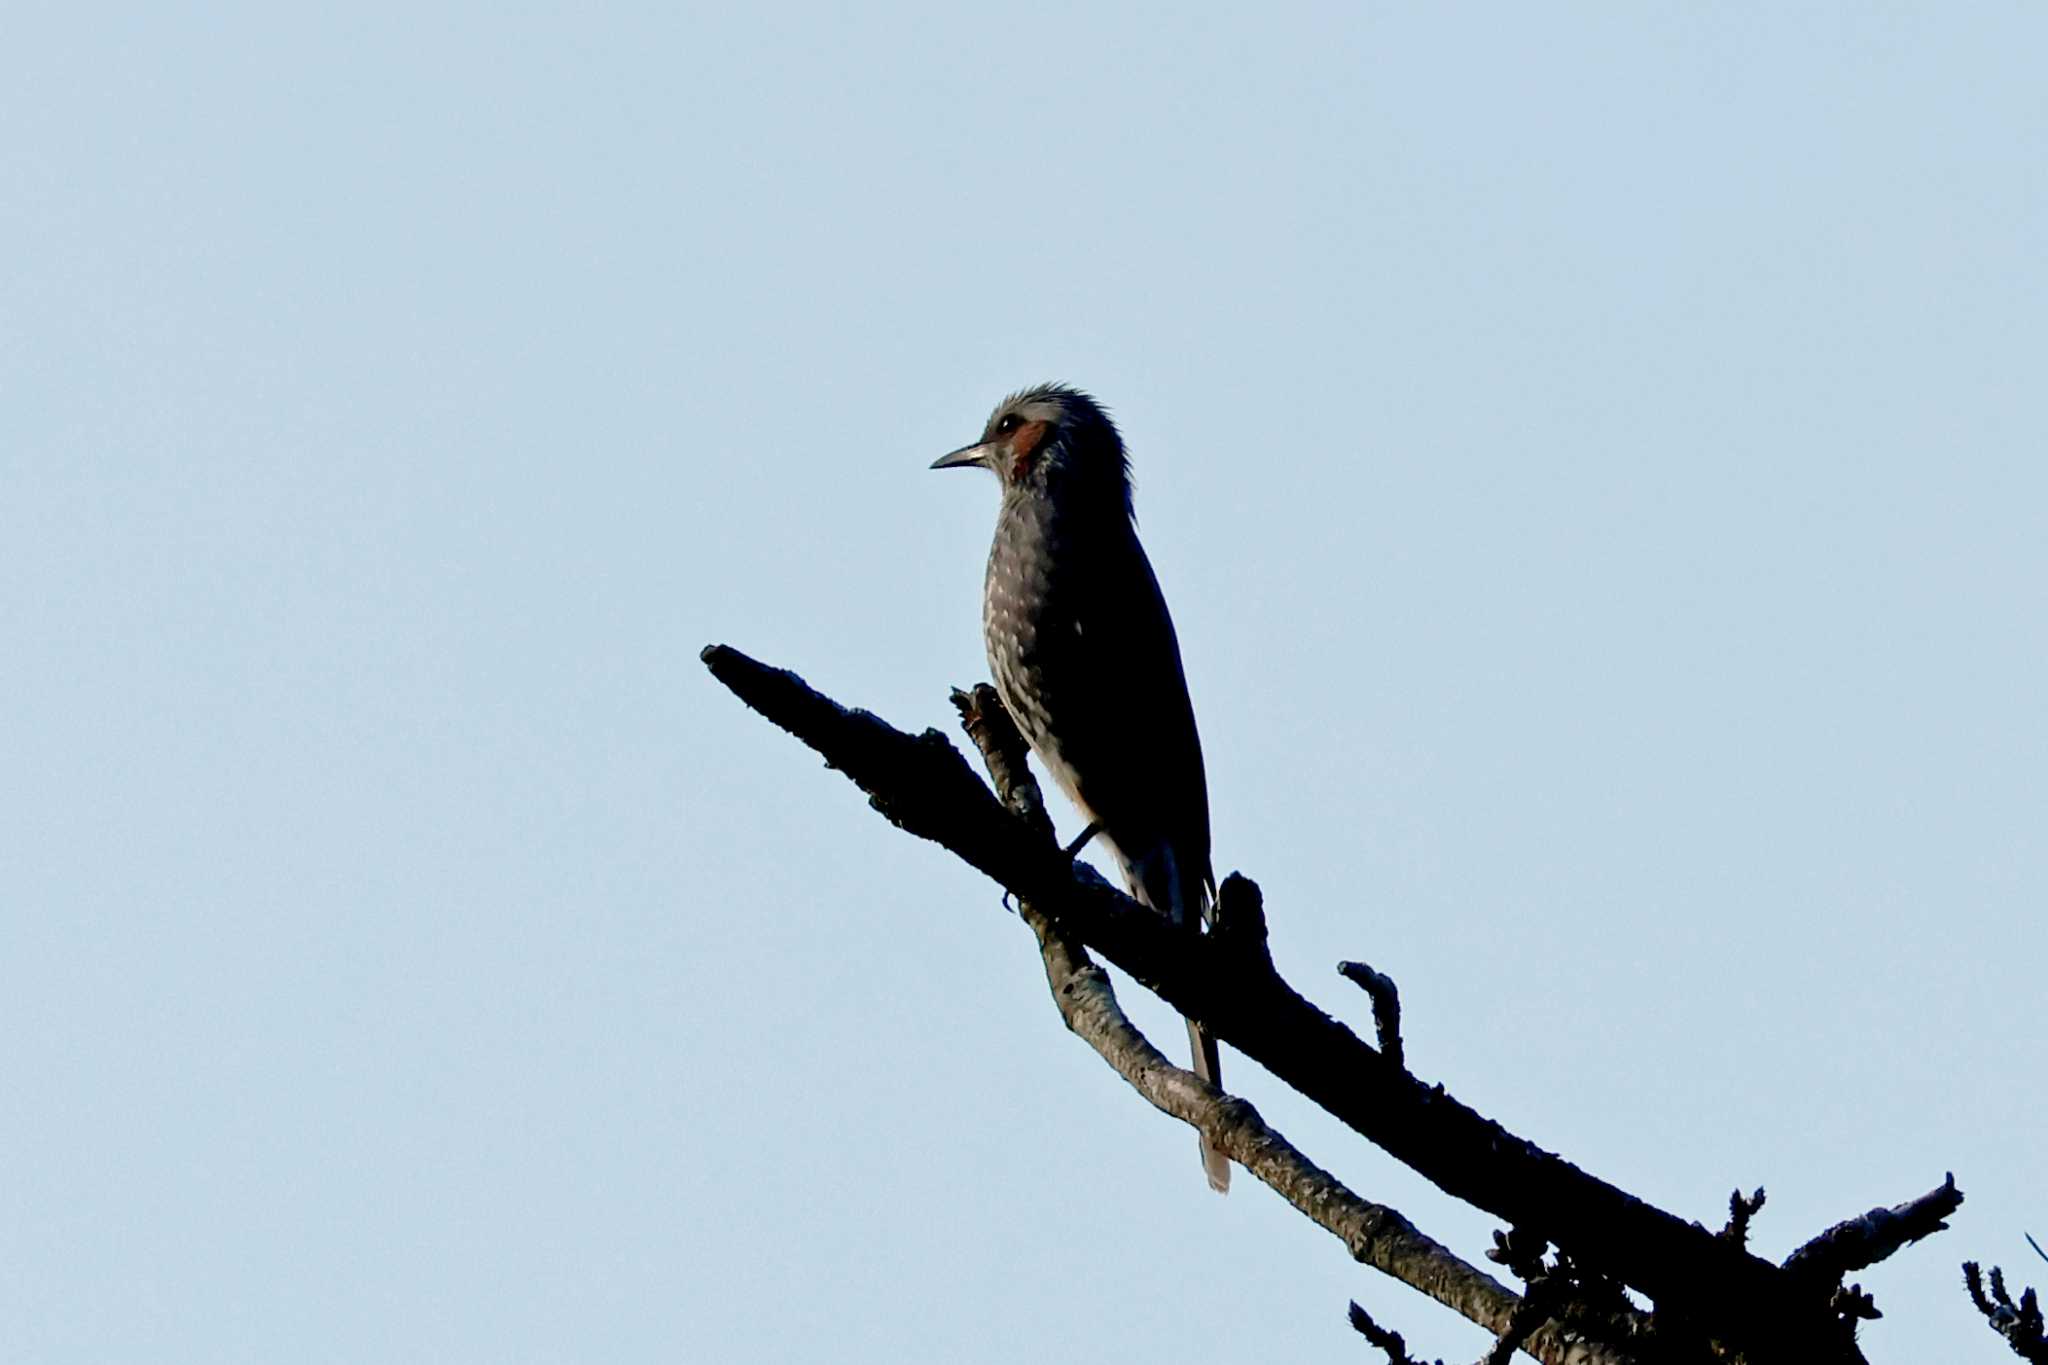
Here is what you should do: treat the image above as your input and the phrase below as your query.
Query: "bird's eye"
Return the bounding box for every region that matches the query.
[997,415,1021,434]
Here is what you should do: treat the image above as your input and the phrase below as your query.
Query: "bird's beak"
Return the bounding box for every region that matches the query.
[930,440,994,471]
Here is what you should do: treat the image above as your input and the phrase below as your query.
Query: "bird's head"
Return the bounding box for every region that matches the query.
[931,383,1132,514]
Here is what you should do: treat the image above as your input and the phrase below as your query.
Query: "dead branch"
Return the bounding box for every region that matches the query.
[1964,1262,2048,1363]
[702,643,1961,1363]
[1782,1174,1962,1285]
[950,683,1637,1365]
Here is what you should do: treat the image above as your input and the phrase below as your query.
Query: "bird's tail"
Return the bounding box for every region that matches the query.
[1124,842,1230,1193]
[1186,1016,1230,1193]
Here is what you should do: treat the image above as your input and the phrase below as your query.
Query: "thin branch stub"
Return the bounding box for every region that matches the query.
[1338,959,1405,1067]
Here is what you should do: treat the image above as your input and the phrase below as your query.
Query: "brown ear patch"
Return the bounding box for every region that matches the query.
[1009,419,1049,479]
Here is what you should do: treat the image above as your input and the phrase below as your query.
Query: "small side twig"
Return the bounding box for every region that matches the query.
[1338,959,1404,1067]
[1964,1262,2048,1363]
[1348,1301,1440,1365]
[1210,871,1275,971]
[1721,1188,1767,1247]
[1831,1283,1881,1322]
[1488,1227,1551,1283]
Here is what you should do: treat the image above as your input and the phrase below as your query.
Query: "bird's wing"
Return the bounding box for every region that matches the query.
[1028,529,1213,917]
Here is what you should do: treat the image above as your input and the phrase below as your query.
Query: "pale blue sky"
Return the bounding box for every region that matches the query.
[3,5,2042,1361]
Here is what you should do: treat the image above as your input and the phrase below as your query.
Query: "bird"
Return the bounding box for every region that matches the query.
[932,383,1229,1193]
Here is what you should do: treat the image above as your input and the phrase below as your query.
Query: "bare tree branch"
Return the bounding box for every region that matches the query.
[701,644,1957,1363]
[1021,894,1633,1364]
[950,683,1639,1365]
[1783,1174,1962,1284]
[1963,1262,2048,1363]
